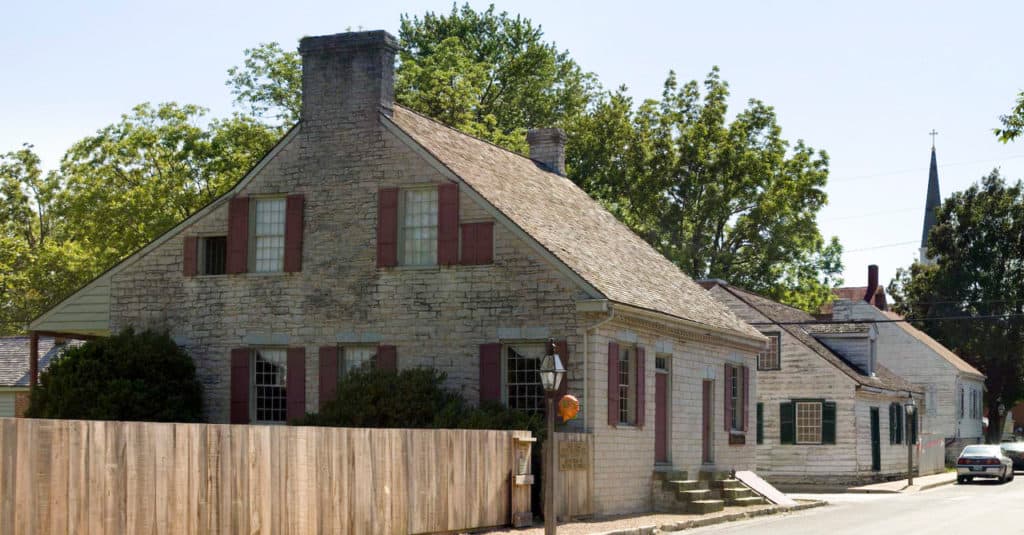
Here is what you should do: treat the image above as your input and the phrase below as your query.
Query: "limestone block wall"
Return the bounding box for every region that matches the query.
[109,119,587,422]
[586,314,757,515]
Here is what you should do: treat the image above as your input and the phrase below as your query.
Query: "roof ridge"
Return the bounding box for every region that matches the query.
[721,284,813,318]
[392,104,560,174]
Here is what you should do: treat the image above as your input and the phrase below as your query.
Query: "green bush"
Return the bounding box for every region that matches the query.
[294,365,542,436]
[26,328,203,422]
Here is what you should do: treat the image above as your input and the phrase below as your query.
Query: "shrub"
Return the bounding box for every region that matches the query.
[26,328,203,422]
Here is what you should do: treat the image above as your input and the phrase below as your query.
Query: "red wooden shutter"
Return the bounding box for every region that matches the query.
[607,341,620,427]
[286,347,306,421]
[460,222,494,265]
[479,343,502,402]
[376,344,397,371]
[377,188,399,267]
[437,183,459,265]
[318,346,339,408]
[723,364,733,432]
[555,340,570,398]
[183,236,198,277]
[742,365,750,432]
[475,222,493,264]
[230,348,250,424]
[284,194,304,272]
[227,197,249,274]
[636,347,646,427]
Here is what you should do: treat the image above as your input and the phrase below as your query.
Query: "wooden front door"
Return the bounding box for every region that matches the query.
[702,380,713,464]
[870,407,881,471]
[655,370,668,463]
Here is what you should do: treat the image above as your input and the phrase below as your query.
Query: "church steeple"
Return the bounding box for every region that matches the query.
[920,131,941,264]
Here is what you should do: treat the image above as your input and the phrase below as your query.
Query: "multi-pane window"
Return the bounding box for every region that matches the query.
[729,367,741,430]
[504,344,545,414]
[757,333,781,370]
[200,236,227,275]
[253,198,286,272]
[251,349,287,423]
[795,402,823,444]
[401,188,438,265]
[341,346,377,377]
[619,346,636,425]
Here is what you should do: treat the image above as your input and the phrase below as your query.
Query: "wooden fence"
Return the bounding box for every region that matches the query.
[548,432,594,520]
[0,418,533,534]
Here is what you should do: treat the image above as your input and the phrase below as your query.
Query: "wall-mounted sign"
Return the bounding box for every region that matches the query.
[558,440,588,471]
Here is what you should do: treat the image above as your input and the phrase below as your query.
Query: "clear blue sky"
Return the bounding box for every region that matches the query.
[3,0,1022,287]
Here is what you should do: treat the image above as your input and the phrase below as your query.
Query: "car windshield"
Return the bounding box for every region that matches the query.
[962,445,999,456]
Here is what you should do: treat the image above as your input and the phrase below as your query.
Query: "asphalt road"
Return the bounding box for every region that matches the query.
[684,476,1024,534]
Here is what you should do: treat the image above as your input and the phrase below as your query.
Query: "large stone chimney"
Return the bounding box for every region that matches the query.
[527,128,567,175]
[298,31,398,127]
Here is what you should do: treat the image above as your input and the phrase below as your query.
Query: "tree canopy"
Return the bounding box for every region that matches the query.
[568,70,842,310]
[889,171,1024,442]
[995,90,1024,143]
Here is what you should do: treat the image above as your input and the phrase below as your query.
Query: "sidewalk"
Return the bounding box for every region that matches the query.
[846,471,957,494]
[473,500,825,535]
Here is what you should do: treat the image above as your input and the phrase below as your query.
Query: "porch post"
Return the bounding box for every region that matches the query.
[29,331,39,387]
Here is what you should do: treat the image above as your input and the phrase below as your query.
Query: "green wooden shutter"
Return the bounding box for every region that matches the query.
[822,402,837,444]
[780,402,795,444]
[756,402,764,444]
[888,404,896,444]
[910,410,918,444]
[896,404,903,444]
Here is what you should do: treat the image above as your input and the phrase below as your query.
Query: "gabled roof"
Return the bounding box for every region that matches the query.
[706,282,921,393]
[819,286,887,316]
[0,336,82,387]
[880,310,985,380]
[388,106,761,340]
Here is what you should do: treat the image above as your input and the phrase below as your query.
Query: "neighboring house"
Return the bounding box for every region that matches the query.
[0,336,80,417]
[28,30,766,515]
[831,298,985,466]
[703,281,926,487]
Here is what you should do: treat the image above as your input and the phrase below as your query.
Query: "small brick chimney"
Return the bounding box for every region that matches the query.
[863,265,879,304]
[527,128,567,175]
[298,30,398,126]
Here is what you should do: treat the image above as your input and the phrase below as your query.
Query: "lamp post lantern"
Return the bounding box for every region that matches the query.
[905,395,917,486]
[540,339,565,535]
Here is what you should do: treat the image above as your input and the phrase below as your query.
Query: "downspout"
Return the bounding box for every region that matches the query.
[583,305,615,433]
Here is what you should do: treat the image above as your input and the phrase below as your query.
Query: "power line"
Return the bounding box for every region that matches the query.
[843,240,918,253]
[831,154,1024,183]
[821,207,919,222]
[749,313,1024,327]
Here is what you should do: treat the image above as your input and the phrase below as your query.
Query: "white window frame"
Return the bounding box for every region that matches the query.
[500,342,546,415]
[618,345,637,425]
[795,401,823,444]
[757,333,781,371]
[250,348,288,424]
[250,197,287,273]
[399,187,438,266]
[339,345,377,378]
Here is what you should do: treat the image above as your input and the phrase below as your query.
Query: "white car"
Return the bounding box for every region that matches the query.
[956,445,1015,484]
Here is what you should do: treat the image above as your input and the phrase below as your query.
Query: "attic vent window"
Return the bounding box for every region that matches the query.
[201,237,227,275]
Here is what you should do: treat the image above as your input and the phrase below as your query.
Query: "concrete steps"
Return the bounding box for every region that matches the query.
[653,468,764,513]
[688,499,725,514]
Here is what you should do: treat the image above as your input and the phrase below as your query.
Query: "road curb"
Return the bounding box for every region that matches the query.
[846,475,958,494]
[589,501,828,535]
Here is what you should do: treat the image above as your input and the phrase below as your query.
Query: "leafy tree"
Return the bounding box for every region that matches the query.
[889,171,1024,442]
[568,69,842,310]
[225,4,599,152]
[57,103,279,268]
[26,328,204,421]
[0,145,92,334]
[226,41,303,128]
[995,90,1024,143]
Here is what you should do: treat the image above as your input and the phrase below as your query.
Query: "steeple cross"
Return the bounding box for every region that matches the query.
[929,129,938,148]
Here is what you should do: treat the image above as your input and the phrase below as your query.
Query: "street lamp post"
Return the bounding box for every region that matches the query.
[539,339,566,535]
[905,395,917,486]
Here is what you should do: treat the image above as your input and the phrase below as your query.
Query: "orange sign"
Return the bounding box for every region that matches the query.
[558,394,580,423]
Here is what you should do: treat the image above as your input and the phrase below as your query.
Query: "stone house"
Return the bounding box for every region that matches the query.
[830,268,985,467]
[702,281,927,487]
[29,30,767,515]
